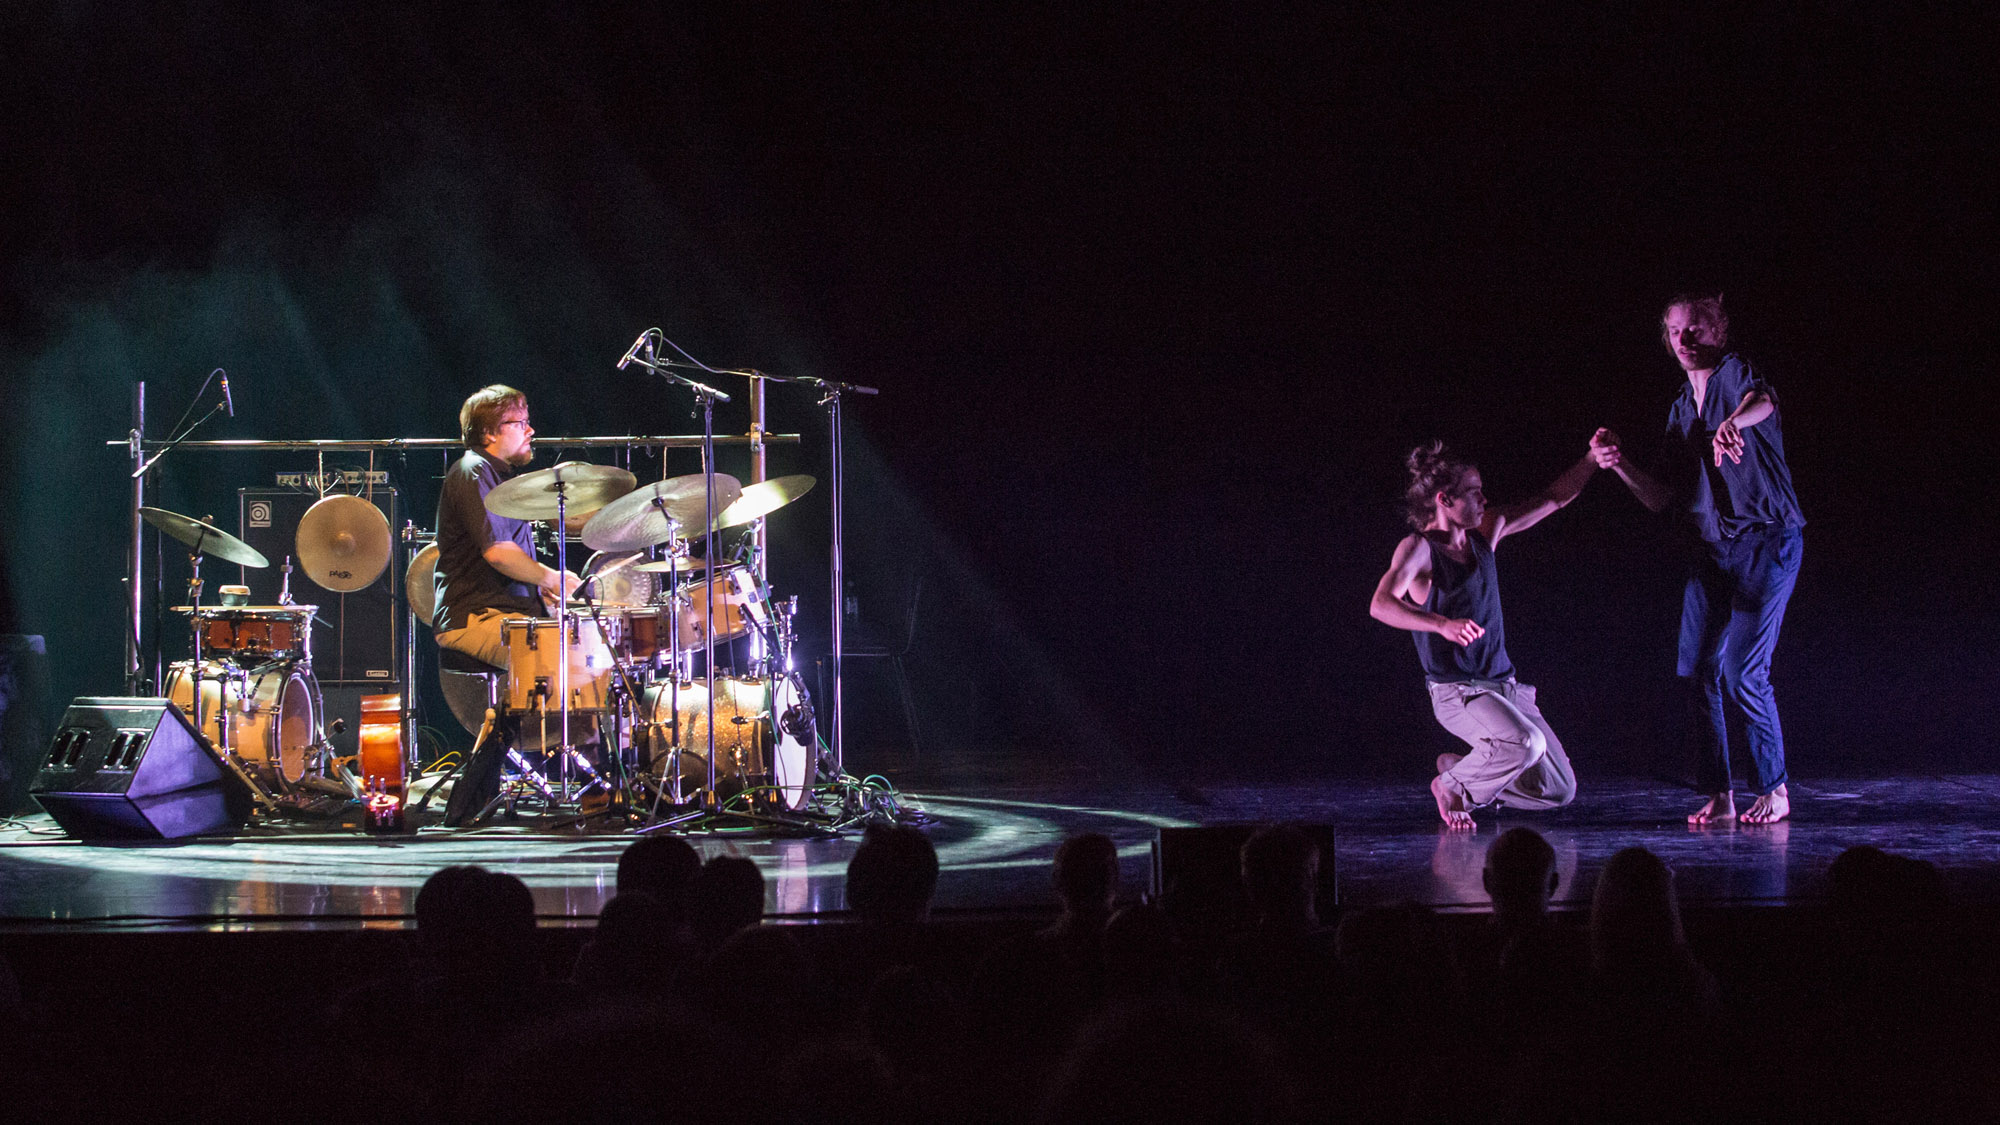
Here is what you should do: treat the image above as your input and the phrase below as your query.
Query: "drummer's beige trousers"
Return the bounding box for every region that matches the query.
[1427,678,1577,810]
[435,609,512,671]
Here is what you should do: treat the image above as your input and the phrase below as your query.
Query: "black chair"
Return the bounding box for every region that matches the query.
[818,573,923,760]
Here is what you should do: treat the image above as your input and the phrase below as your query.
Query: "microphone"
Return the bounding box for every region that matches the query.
[615,330,655,371]
[218,369,234,417]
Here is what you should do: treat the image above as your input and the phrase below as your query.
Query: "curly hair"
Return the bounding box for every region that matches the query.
[1403,441,1476,530]
[459,384,526,449]
[1660,292,1729,350]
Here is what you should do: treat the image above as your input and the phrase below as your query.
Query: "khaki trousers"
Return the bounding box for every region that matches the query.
[434,608,514,671]
[1428,679,1577,810]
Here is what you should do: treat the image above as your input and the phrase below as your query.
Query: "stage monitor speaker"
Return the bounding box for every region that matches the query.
[30,697,253,839]
[238,488,400,685]
[1151,823,1340,926]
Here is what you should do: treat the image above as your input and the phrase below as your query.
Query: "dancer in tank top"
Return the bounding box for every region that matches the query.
[1370,441,1603,828]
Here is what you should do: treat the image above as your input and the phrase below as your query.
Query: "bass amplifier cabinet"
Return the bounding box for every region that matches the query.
[237,488,401,687]
[31,697,253,839]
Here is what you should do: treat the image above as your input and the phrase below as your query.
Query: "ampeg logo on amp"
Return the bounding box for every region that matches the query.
[247,500,274,529]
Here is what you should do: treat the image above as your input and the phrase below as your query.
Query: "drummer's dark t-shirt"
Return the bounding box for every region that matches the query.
[434,449,543,631]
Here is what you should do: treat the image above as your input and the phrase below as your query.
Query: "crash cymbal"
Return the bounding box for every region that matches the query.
[582,473,742,553]
[297,493,391,593]
[141,507,270,568]
[714,474,816,530]
[406,542,440,627]
[484,462,637,521]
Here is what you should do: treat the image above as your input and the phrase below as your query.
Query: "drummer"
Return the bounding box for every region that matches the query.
[433,385,580,663]
[433,385,579,824]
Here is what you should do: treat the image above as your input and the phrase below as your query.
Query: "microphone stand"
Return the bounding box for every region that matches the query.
[659,359,877,781]
[620,338,732,830]
[127,370,233,694]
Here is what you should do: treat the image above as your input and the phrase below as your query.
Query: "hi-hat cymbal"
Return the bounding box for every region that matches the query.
[714,474,817,530]
[298,494,391,593]
[582,473,743,553]
[141,507,270,568]
[485,462,637,521]
[632,556,721,574]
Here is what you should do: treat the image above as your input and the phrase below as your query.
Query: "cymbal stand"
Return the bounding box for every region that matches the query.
[551,470,576,780]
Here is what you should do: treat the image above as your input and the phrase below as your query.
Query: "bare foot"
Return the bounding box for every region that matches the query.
[1742,785,1790,824]
[1687,792,1736,825]
[1431,774,1475,830]
[1436,752,1464,775]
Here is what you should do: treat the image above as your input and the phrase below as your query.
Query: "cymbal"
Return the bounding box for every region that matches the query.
[714,474,816,530]
[485,462,637,521]
[141,507,270,568]
[632,556,722,574]
[582,473,742,553]
[298,494,392,593]
[406,542,440,627]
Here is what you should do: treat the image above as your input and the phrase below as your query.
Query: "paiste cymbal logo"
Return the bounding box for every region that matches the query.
[329,569,352,580]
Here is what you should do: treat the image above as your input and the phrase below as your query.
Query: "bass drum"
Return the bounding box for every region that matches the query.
[163,659,322,788]
[638,675,814,811]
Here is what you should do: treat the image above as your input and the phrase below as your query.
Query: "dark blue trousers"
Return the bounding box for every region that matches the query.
[1678,526,1803,795]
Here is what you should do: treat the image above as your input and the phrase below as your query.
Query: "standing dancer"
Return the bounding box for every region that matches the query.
[1592,294,1805,825]
[1370,442,1596,829]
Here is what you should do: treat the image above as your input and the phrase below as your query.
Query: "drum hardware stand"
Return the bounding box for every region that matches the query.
[680,360,878,782]
[553,591,656,830]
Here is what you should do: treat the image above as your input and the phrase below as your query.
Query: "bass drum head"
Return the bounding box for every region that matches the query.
[770,674,814,811]
[272,665,321,784]
[639,678,768,800]
[582,551,657,607]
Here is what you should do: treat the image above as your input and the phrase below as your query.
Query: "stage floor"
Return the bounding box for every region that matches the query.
[5,773,1999,929]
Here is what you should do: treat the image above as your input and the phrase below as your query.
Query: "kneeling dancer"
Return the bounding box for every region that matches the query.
[1370,441,1598,828]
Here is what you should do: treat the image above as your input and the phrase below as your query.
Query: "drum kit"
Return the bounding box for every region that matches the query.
[141,498,393,812]
[136,459,819,829]
[423,460,822,824]
[113,335,877,834]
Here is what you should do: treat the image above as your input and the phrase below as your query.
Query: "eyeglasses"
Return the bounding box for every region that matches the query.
[496,419,532,430]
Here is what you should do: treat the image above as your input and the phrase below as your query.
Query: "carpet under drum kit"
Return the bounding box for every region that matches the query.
[35,340,889,839]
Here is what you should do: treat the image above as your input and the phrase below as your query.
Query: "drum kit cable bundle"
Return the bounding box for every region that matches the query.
[103,338,924,837]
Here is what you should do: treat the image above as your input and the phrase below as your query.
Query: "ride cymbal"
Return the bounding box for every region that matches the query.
[581,473,742,553]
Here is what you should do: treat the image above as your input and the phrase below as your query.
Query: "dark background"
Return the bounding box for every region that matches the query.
[2,3,1994,789]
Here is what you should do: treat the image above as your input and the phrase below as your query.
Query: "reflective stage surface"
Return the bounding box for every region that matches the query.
[5,774,1999,928]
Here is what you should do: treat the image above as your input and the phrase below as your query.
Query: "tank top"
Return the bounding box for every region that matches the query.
[1413,529,1514,683]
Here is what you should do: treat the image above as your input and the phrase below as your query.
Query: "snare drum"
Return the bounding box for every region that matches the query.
[502,616,615,713]
[192,606,316,662]
[164,659,322,786]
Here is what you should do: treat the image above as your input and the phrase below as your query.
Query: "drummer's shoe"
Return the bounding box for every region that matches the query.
[444,712,514,827]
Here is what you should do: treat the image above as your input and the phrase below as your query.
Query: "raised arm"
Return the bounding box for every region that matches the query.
[1481,452,1598,547]
[1590,427,1676,513]
[1370,534,1485,646]
[1711,389,1775,466]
